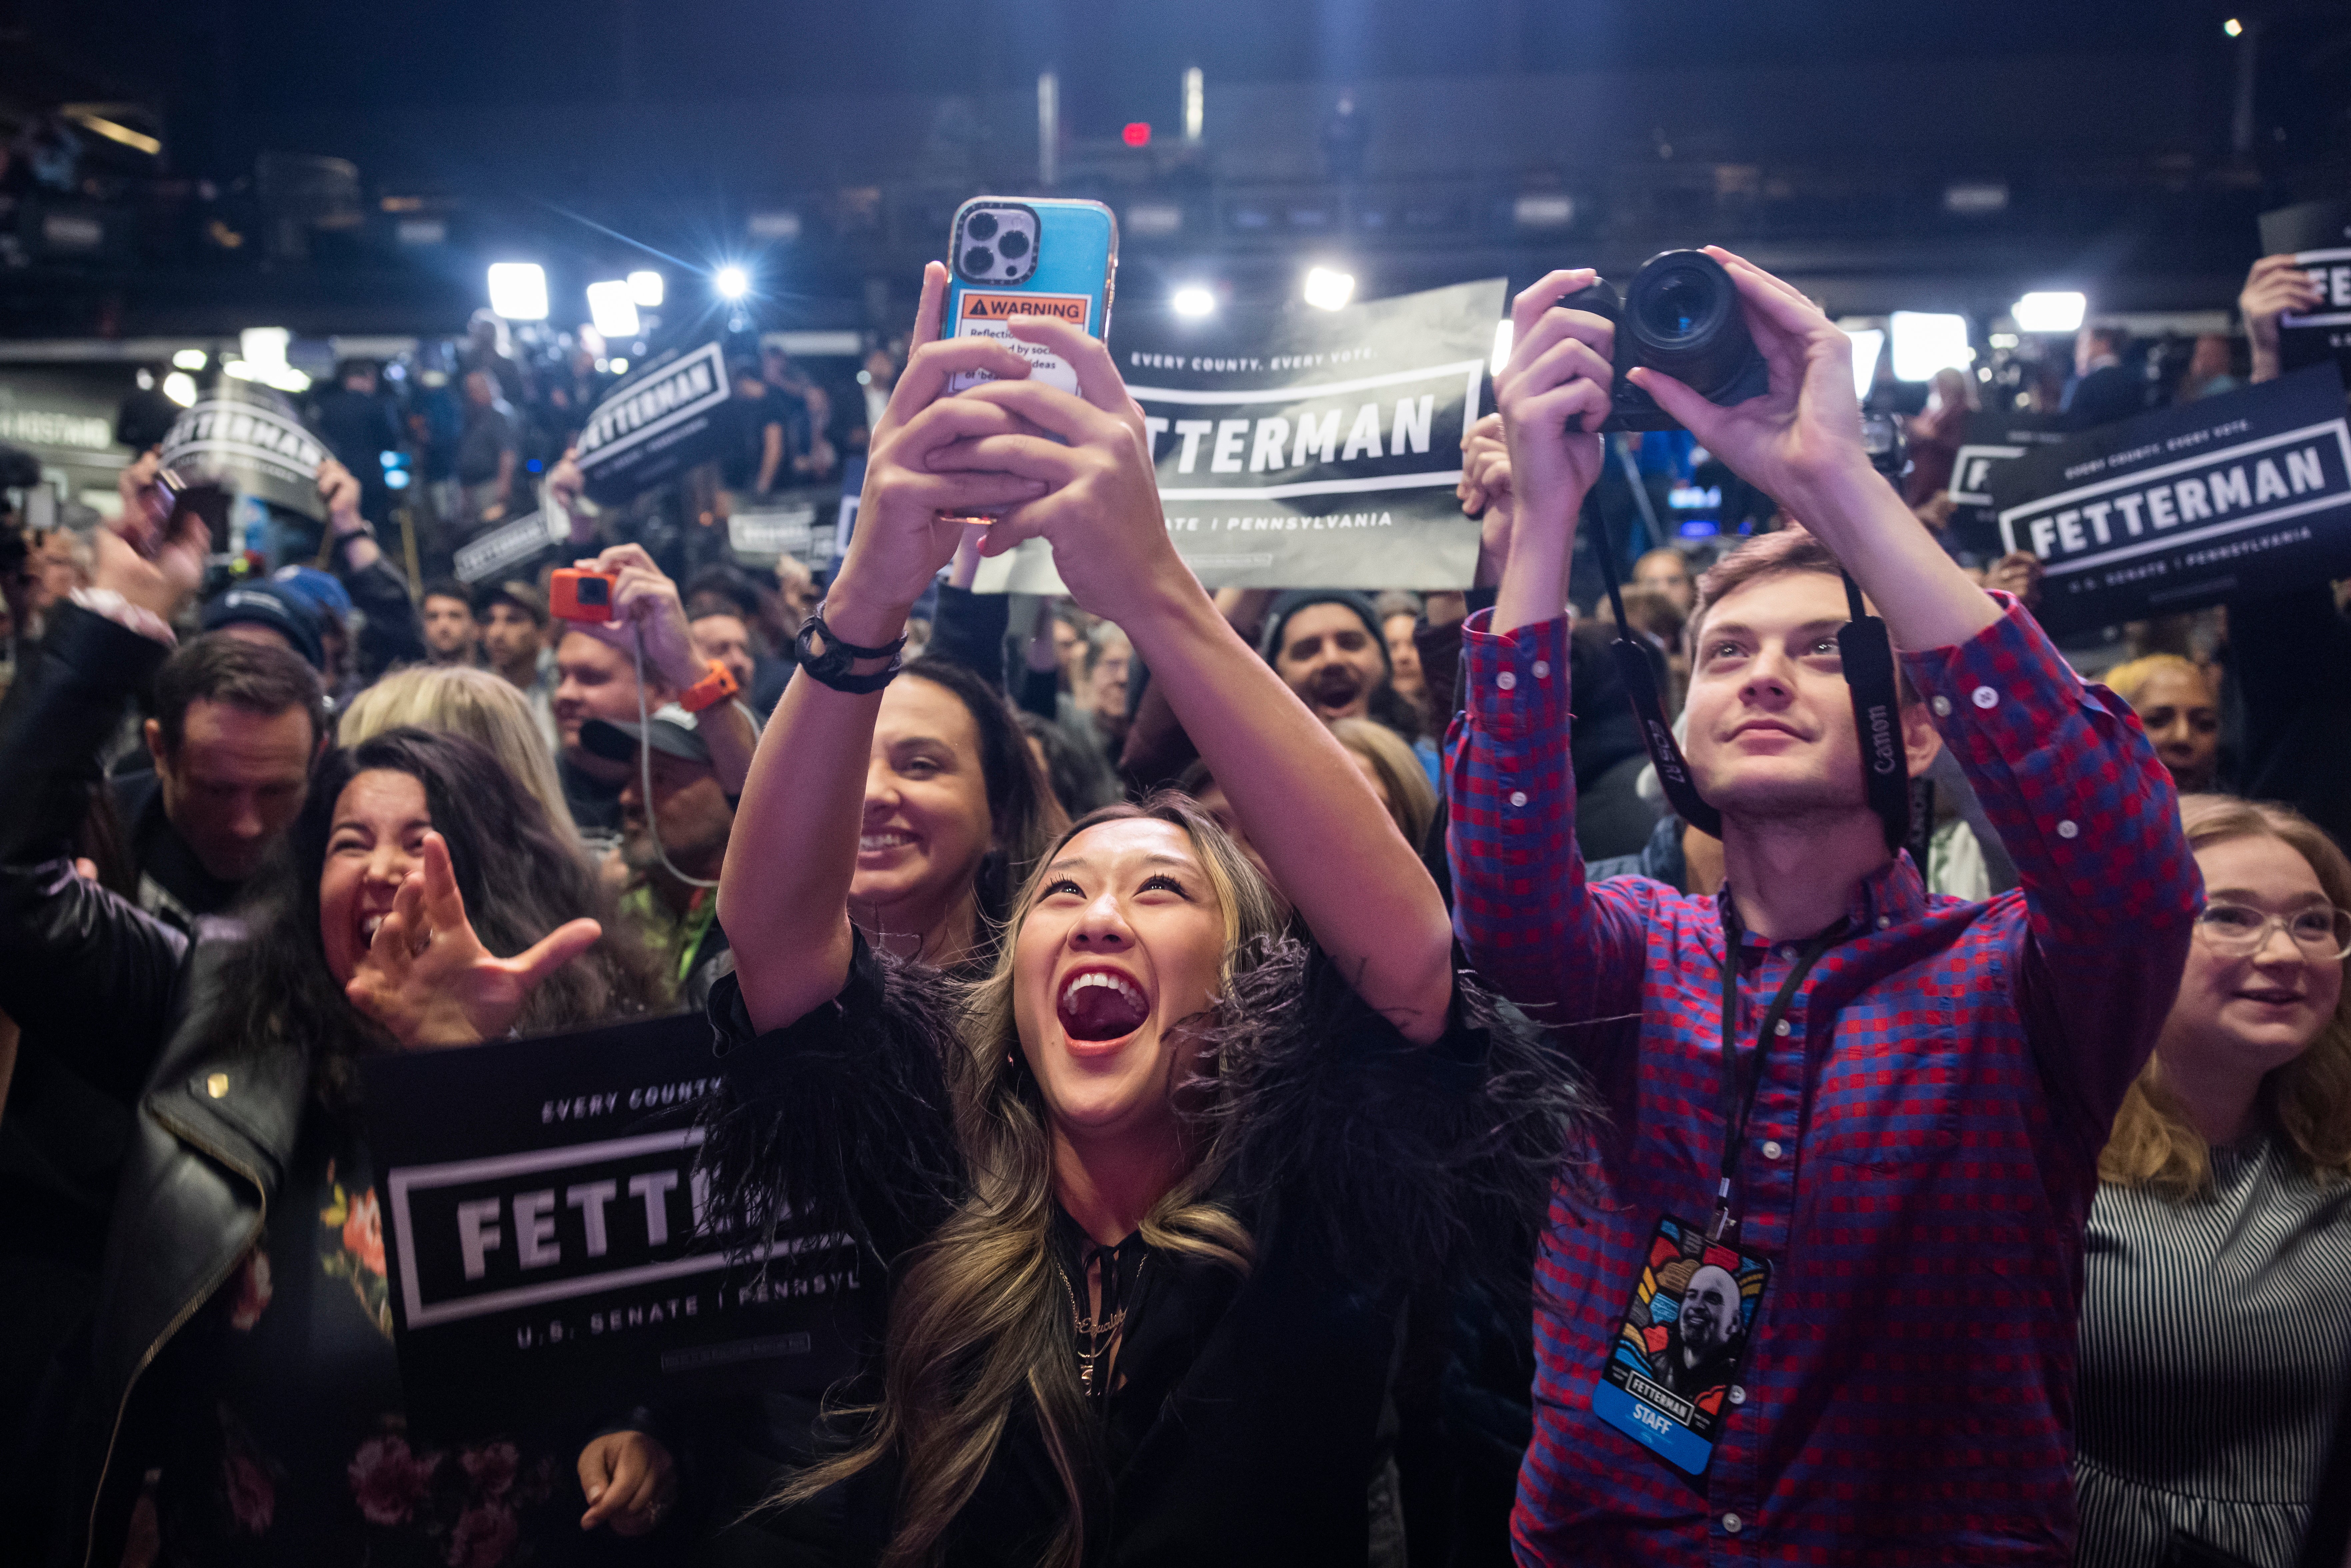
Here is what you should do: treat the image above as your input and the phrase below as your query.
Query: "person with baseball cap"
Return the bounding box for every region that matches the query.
[578,705,735,1008]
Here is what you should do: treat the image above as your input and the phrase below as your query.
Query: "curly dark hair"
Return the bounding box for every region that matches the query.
[208,725,665,1103]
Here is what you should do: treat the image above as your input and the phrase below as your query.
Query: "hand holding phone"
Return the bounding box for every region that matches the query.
[943,198,1118,398]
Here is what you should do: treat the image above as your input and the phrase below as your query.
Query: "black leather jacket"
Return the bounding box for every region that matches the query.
[0,605,306,1568]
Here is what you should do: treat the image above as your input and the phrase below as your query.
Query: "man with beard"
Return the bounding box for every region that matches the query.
[1262,590,1435,781]
[581,707,734,1007]
[1654,1264,1746,1398]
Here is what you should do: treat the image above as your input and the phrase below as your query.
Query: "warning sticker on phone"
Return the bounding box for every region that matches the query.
[950,291,1093,395]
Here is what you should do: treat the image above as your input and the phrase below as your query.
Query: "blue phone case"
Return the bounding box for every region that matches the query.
[943,197,1118,395]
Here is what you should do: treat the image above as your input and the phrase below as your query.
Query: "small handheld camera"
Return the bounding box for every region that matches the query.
[1556,249,1770,434]
[551,567,619,622]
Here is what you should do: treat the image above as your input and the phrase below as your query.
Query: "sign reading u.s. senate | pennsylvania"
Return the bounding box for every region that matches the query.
[572,341,734,505]
[360,1013,860,1434]
[1107,278,1504,591]
[1987,365,2351,634]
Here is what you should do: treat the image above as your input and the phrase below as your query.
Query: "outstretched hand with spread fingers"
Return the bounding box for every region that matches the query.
[345,831,601,1048]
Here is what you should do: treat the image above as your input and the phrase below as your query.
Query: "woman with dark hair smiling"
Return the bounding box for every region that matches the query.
[11,721,667,1568]
[707,265,1579,1565]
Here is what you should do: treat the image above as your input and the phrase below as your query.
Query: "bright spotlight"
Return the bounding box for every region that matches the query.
[1847,329,1885,399]
[627,270,664,307]
[1302,266,1356,311]
[162,371,198,407]
[1171,286,1216,318]
[586,280,642,340]
[609,356,630,375]
[1888,312,1972,382]
[1491,318,1514,376]
[2223,17,2243,37]
[171,348,207,371]
[486,262,550,321]
[715,266,751,301]
[2011,291,2087,334]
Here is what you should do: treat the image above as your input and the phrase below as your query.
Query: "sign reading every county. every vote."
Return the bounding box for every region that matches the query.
[971,278,1502,595]
[360,1013,862,1436]
[1989,364,2351,635]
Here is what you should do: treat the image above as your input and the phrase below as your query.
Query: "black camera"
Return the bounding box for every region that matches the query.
[1556,250,1770,433]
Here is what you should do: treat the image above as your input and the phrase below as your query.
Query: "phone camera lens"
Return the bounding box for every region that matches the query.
[966,212,999,241]
[997,231,1029,260]
[963,246,996,277]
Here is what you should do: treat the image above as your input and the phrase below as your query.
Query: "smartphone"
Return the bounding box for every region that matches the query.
[550,567,618,622]
[152,467,234,556]
[943,197,1118,397]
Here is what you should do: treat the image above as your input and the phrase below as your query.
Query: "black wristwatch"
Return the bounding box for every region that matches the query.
[794,607,906,694]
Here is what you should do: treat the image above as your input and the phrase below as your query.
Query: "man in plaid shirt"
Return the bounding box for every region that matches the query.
[1447,251,2198,1563]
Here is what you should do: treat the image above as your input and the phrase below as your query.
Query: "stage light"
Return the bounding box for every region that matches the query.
[1491,318,1514,375]
[586,280,641,340]
[171,348,207,371]
[715,266,750,301]
[2223,17,2242,37]
[1888,312,1971,382]
[627,270,664,307]
[1513,194,1574,230]
[1171,286,1216,318]
[163,371,197,407]
[1848,329,1884,399]
[1123,123,1152,148]
[1303,266,1355,311]
[1183,67,1204,142]
[609,357,630,375]
[487,263,549,321]
[2011,291,2086,333]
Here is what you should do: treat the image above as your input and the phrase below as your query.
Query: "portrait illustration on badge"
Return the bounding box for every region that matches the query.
[1592,1213,1770,1480]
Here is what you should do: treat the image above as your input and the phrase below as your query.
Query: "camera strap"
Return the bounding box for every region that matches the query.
[1585,512,1910,853]
[1592,509,1722,838]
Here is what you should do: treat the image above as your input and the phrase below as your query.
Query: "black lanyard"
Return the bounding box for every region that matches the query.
[1710,911,1847,1240]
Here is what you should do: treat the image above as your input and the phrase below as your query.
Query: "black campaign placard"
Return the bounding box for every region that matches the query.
[1944,410,2066,560]
[1987,366,2351,634]
[360,1013,862,1436]
[2260,201,2351,383]
[572,341,735,506]
[159,378,330,521]
[1105,278,1503,590]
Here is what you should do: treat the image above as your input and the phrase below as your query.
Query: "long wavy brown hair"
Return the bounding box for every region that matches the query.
[2100,794,2351,1199]
[764,793,1286,1567]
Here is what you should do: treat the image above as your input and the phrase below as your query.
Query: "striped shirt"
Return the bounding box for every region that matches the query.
[2076,1137,2351,1568]
[1443,594,2199,1564]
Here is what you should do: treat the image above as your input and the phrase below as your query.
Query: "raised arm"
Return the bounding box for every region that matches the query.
[717,263,1048,1034]
[1445,273,1655,1034]
[933,321,1454,1043]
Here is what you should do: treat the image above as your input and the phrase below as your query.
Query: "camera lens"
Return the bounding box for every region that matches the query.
[963,246,996,277]
[966,212,999,241]
[1640,277,1710,341]
[997,231,1029,260]
[1623,250,1761,402]
[579,577,608,604]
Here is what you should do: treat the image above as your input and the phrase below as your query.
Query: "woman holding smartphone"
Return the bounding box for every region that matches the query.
[706,264,1580,1565]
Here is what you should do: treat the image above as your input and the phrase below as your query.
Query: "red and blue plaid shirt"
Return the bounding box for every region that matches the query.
[1444,594,2197,1565]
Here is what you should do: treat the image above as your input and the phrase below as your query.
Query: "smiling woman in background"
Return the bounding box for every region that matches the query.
[2074,795,2351,1568]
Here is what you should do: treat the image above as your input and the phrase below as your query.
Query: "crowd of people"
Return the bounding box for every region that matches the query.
[0,242,2345,1568]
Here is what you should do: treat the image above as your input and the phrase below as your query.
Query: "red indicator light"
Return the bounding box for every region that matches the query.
[1122,122,1152,147]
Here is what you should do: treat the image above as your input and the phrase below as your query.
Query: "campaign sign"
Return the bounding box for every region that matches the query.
[726,487,837,567]
[2260,200,2351,383]
[1099,278,1502,591]
[453,508,564,584]
[1944,410,2067,560]
[1989,366,2351,634]
[360,1013,863,1435]
[573,341,735,506]
[158,378,330,521]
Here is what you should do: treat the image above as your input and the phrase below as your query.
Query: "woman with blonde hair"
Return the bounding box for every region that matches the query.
[707,266,1576,1564]
[2103,653,2222,793]
[1327,715,1439,853]
[339,663,580,841]
[2075,795,2351,1568]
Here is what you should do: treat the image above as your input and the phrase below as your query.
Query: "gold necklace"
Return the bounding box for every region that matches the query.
[1052,1252,1144,1398]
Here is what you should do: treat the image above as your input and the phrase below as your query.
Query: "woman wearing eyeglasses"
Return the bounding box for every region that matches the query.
[2074,795,2351,1568]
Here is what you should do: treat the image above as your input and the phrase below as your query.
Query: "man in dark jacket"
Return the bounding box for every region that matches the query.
[2060,324,2142,431]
